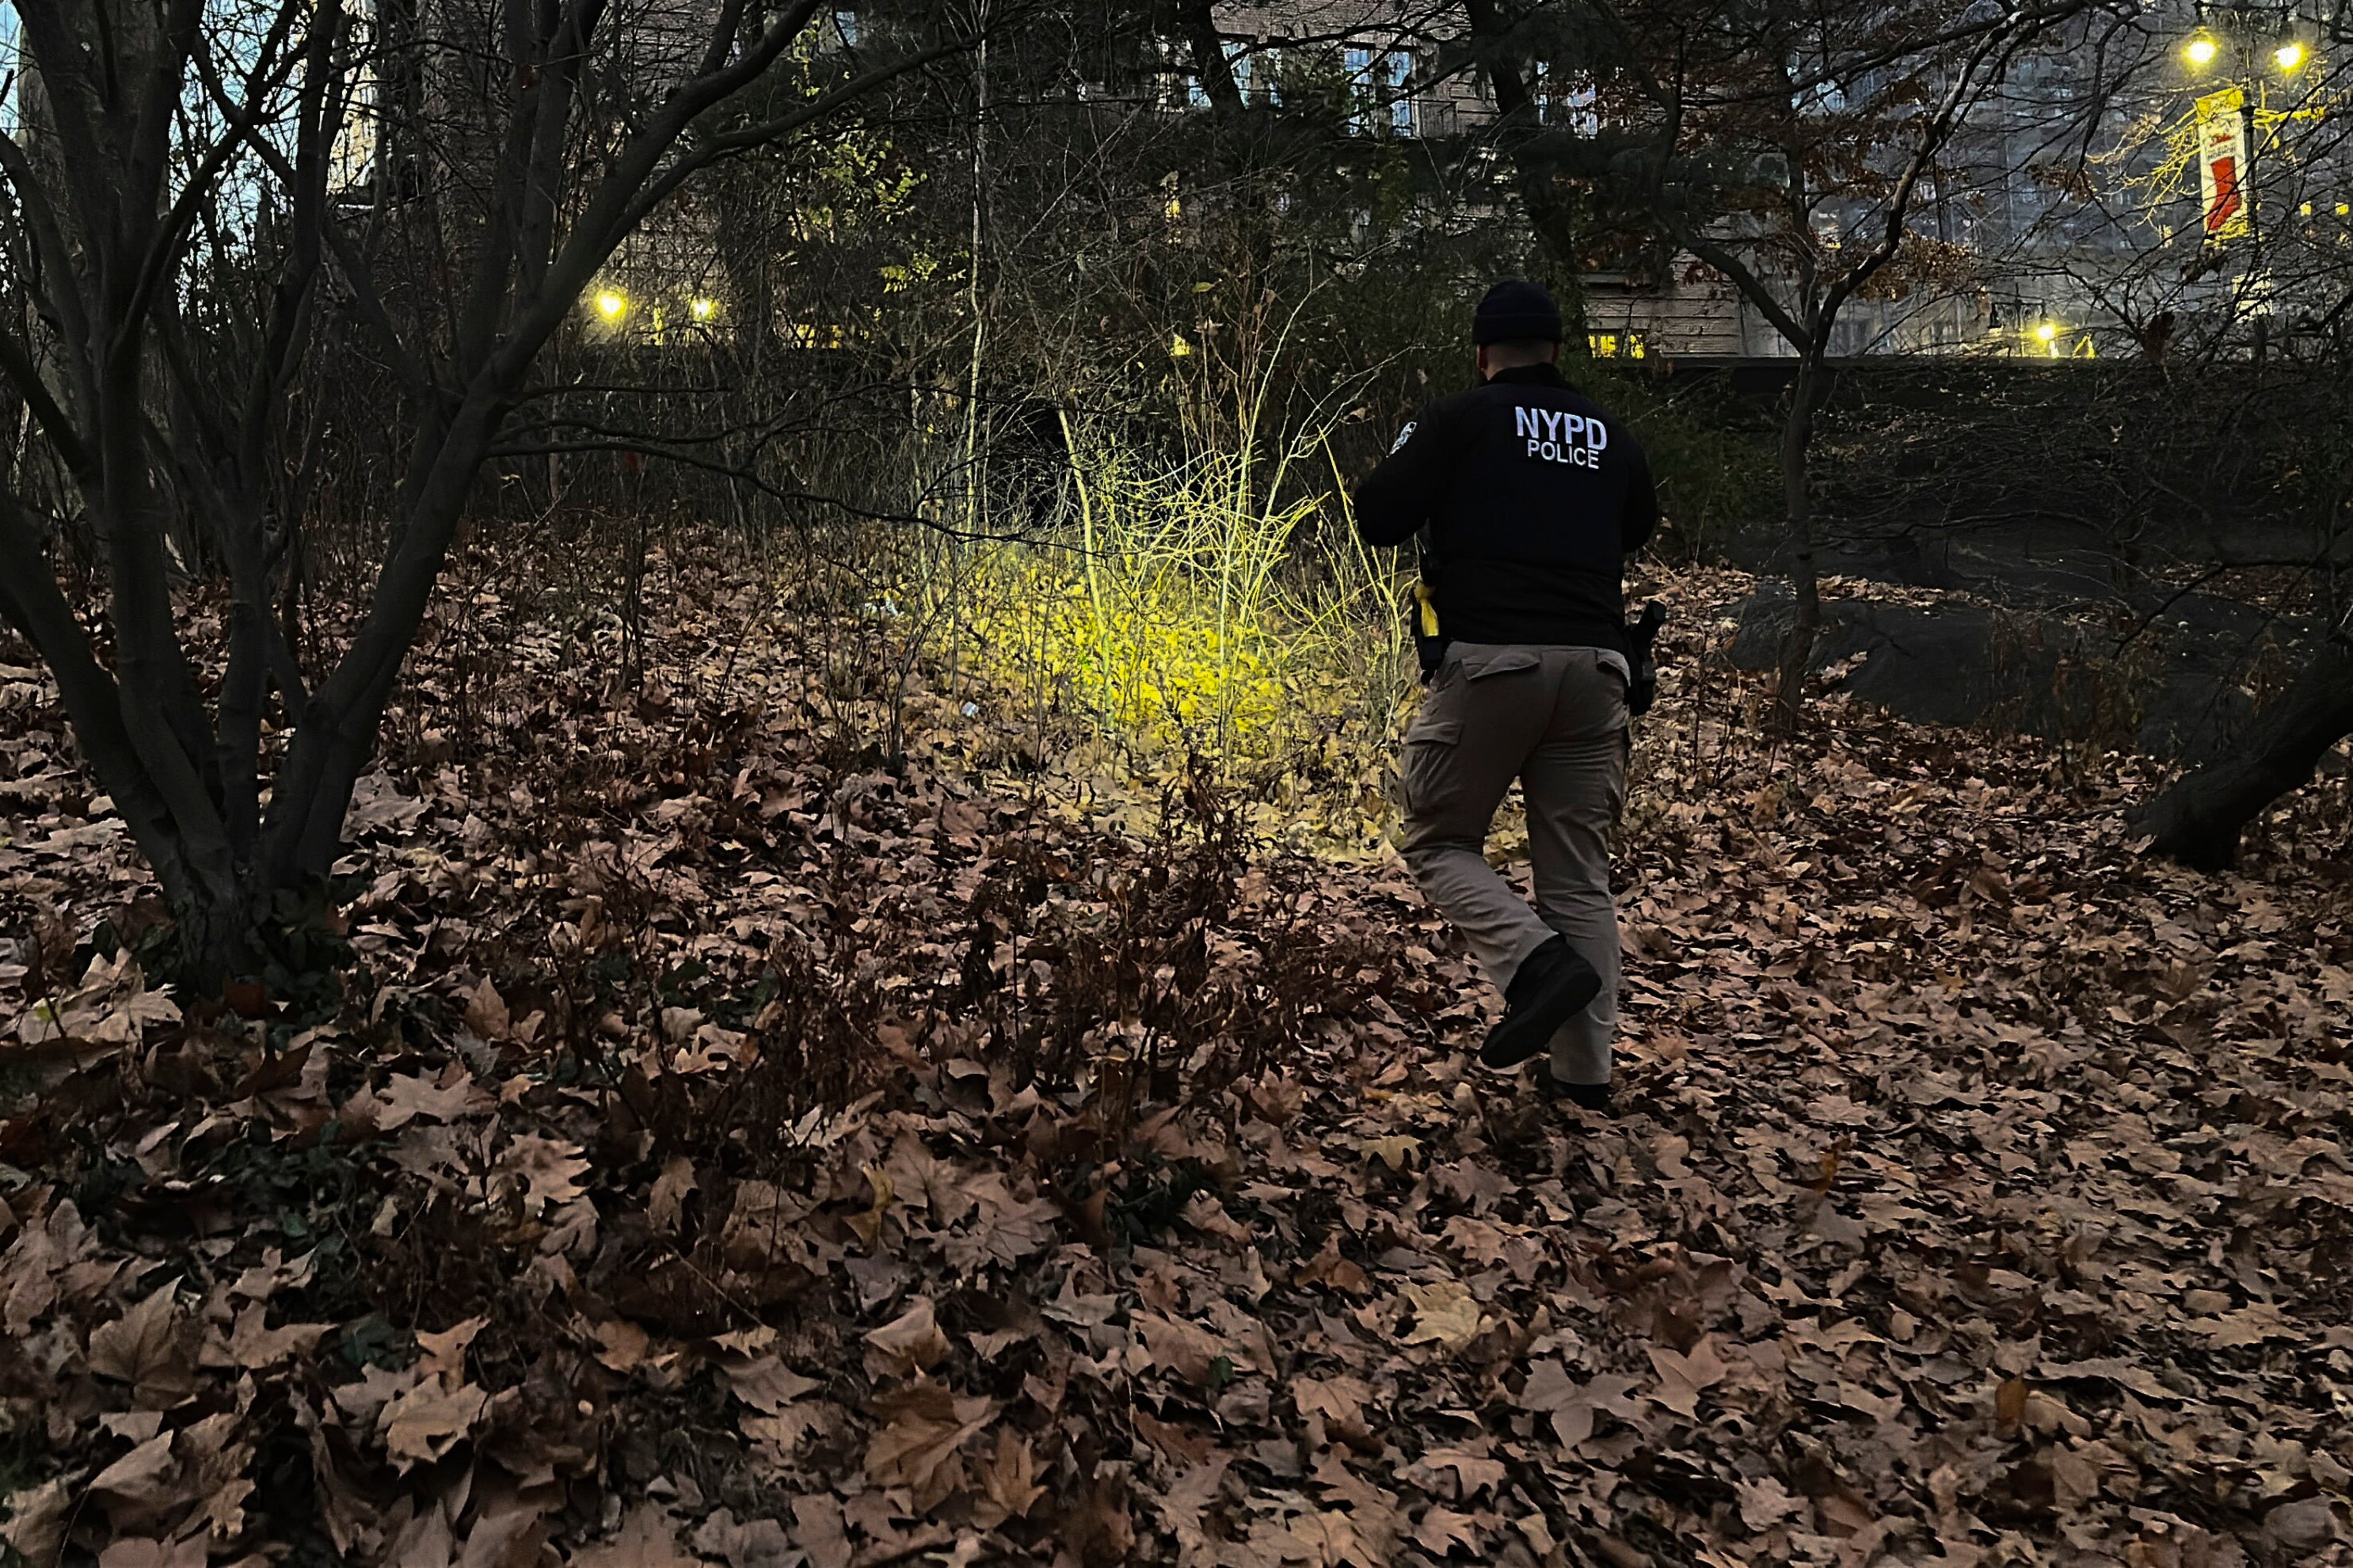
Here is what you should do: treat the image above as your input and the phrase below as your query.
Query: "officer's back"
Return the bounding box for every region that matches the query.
[1350,280,1656,1113]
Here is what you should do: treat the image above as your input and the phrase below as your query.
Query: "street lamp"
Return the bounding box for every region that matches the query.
[594,288,629,322]
[2187,32,2222,65]
[2274,38,2309,70]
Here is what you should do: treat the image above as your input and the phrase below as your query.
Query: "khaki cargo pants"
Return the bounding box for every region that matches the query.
[1399,644,1630,1087]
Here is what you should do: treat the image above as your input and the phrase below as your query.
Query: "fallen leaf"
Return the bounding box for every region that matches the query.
[862,1380,993,1510]
[1399,1280,1481,1352]
[379,1375,489,1470]
[863,1297,950,1372]
[1647,1334,1728,1418]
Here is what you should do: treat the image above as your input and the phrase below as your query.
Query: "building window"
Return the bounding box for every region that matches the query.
[1534,64,1599,136]
[1588,331,1647,360]
[1387,51,1416,135]
[1345,46,1416,135]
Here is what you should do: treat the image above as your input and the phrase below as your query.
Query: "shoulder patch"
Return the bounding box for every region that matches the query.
[1388,421,1418,455]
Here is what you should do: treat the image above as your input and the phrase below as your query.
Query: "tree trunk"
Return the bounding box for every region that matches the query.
[1770,357,1824,733]
[1172,0,1243,113]
[1464,0,1585,333]
[2130,641,2353,870]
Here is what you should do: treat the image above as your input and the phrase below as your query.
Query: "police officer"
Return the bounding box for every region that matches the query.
[1354,280,1658,1112]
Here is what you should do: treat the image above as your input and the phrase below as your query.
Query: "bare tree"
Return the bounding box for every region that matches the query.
[0,0,972,984]
[1574,0,2108,728]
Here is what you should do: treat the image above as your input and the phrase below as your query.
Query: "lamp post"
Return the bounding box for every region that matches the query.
[2182,2,2333,355]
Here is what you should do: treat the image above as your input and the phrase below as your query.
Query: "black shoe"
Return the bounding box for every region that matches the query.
[1479,936,1601,1071]
[1537,1075,1611,1113]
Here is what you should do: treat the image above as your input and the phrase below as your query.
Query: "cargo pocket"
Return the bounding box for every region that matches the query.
[1458,647,1542,683]
[1401,717,1464,823]
[1609,726,1631,827]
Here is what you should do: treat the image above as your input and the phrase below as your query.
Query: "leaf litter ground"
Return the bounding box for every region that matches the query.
[1,549,2351,1567]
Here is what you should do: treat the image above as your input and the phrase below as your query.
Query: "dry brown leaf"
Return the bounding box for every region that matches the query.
[1296,1236,1370,1295]
[1518,1361,1644,1449]
[87,1283,195,1407]
[1398,1280,1480,1352]
[227,1302,331,1370]
[1136,1311,1225,1386]
[464,976,511,1041]
[570,1504,698,1567]
[649,1155,697,1235]
[726,1355,822,1414]
[862,1380,994,1511]
[690,1509,794,1568]
[787,1495,851,1568]
[373,1068,491,1130]
[1412,1506,1479,1556]
[414,1315,485,1378]
[973,1428,1046,1528]
[862,1297,950,1372]
[500,1136,588,1216]
[1647,1334,1728,1418]
[379,1375,489,1470]
[94,1540,207,1568]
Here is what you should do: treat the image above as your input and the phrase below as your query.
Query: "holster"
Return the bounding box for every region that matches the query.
[1624,600,1667,717]
[1413,531,1449,680]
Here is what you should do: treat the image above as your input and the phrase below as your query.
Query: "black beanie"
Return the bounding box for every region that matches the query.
[1473,279,1563,344]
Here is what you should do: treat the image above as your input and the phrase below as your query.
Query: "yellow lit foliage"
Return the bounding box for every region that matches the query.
[950,434,1411,767]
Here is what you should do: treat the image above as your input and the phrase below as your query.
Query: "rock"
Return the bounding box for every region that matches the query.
[2263,1495,2340,1552]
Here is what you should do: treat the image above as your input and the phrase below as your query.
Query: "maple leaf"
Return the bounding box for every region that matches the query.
[0,1479,70,1566]
[1065,1479,1137,1567]
[862,1380,994,1511]
[1402,1446,1507,1501]
[1412,1506,1480,1556]
[464,976,512,1041]
[942,1182,1058,1271]
[1738,1475,1808,1531]
[227,1302,330,1370]
[1647,1333,1729,1417]
[92,1539,206,1568]
[1134,1405,1217,1464]
[1517,1361,1645,1449]
[727,1355,823,1414]
[787,1496,851,1568]
[371,1068,490,1130]
[86,1430,178,1520]
[691,1509,796,1568]
[973,1427,1046,1528]
[1277,1508,1376,1568]
[593,1317,652,1372]
[1137,1311,1226,1386]
[87,1283,197,1407]
[571,1505,699,1567]
[379,1375,489,1470]
[648,1155,697,1234]
[1296,1235,1370,1295]
[1398,1280,1481,1352]
[1293,1373,1376,1436]
[863,1296,951,1372]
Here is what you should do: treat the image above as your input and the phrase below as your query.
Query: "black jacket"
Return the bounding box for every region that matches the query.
[1353,364,1658,654]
